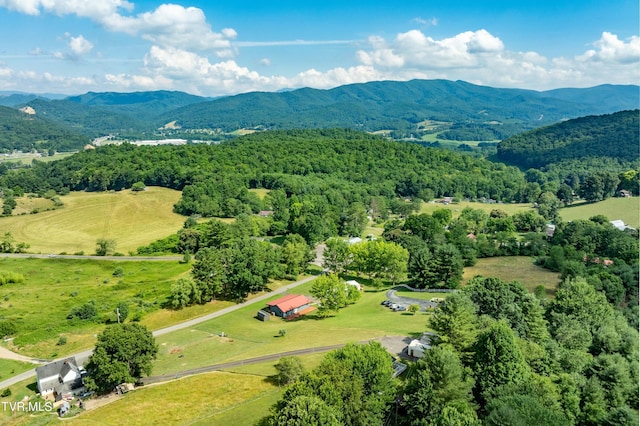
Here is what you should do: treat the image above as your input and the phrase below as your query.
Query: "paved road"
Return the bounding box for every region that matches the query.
[141,344,346,385]
[0,274,319,390]
[385,288,438,311]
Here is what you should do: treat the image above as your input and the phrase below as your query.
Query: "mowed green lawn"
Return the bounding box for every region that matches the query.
[0,187,185,254]
[152,280,429,376]
[0,257,190,358]
[559,197,640,229]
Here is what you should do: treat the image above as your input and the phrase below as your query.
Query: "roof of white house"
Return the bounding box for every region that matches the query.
[611,220,635,231]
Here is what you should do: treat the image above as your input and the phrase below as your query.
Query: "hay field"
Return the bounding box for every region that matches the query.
[559,197,639,228]
[0,187,185,254]
[420,200,534,218]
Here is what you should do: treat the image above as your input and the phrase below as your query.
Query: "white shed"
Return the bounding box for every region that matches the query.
[345,280,362,291]
[407,339,429,358]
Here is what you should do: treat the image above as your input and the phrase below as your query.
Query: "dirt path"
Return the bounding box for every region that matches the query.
[0,344,45,364]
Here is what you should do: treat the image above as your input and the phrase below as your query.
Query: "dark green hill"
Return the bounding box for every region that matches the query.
[65,90,211,122]
[0,105,88,152]
[23,98,147,137]
[1,129,526,207]
[496,110,639,169]
[155,80,639,138]
[0,93,43,107]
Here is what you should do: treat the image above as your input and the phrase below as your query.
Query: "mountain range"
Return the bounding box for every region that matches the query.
[0,79,637,151]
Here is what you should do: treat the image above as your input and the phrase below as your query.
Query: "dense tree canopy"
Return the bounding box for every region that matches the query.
[84,323,158,394]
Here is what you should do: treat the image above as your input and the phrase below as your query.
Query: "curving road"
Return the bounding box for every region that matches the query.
[385,287,440,311]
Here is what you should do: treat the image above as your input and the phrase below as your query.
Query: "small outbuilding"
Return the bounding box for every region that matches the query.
[407,340,429,358]
[256,310,271,321]
[345,280,362,291]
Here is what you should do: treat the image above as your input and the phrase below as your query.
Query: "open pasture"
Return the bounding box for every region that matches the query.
[0,257,190,358]
[462,256,560,296]
[559,197,639,228]
[0,187,185,254]
[420,200,534,218]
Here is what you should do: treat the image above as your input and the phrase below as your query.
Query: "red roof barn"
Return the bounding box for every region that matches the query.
[267,294,312,318]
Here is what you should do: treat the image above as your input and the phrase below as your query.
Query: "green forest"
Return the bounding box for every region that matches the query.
[498,110,639,169]
[0,105,88,152]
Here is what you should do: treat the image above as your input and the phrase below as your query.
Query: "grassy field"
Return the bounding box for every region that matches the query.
[0,187,185,254]
[0,359,35,381]
[559,197,640,228]
[0,255,562,425]
[462,256,560,296]
[68,354,328,426]
[151,280,429,376]
[0,257,191,358]
[420,200,534,218]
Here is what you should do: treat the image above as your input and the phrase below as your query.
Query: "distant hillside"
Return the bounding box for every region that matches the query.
[0,105,88,152]
[0,93,42,107]
[496,110,639,169]
[65,90,211,122]
[23,98,148,137]
[156,80,639,138]
[2,80,637,149]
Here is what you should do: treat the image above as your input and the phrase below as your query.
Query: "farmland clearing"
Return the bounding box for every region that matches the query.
[0,187,184,254]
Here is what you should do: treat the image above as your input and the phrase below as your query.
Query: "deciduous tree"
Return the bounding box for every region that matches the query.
[84,323,158,394]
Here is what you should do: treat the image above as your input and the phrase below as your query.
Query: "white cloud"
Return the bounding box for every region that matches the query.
[0,1,235,54]
[68,34,93,56]
[412,17,438,27]
[578,32,640,64]
[0,0,133,17]
[103,4,235,52]
[353,29,638,90]
[359,29,505,69]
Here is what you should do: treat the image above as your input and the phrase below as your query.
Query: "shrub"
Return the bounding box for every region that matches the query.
[1,389,11,397]
[0,272,25,285]
[0,321,17,337]
[112,267,125,277]
[67,302,98,321]
[57,336,67,346]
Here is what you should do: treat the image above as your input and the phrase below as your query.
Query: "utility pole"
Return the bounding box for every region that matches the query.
[116,307,120,324]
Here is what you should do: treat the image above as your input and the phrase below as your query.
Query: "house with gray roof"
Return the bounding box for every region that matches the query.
[35,357,86,401]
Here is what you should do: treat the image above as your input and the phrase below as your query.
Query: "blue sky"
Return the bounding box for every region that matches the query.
[0,0,637,96]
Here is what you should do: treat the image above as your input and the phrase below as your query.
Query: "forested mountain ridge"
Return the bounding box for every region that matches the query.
[156,80,638,135]
[0,105,88,152]
[1,80,636,150]
[65,90,212,122]
[497,110,640,169]
[21,98,151,138]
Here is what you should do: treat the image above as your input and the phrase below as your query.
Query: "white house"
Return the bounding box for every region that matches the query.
[36,357,86,401]
[610,220,635,231]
